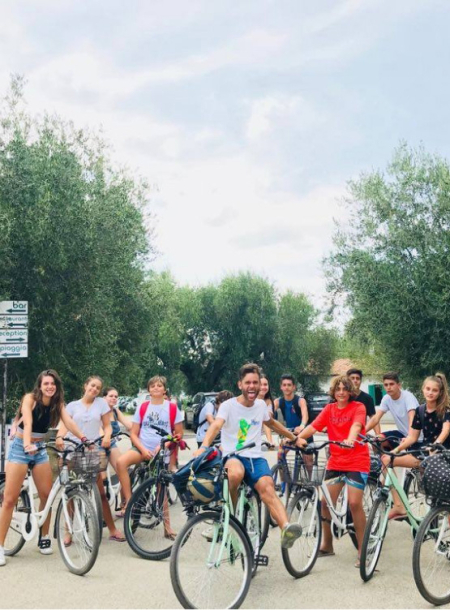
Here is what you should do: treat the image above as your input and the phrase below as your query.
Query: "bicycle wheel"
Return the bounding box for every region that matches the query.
[243,493,262,576]
[413,505,450,606]
[124,476,186,560]
[88,482,103,544]
[0,480,28,556]
[404,470,428,523]
[360,494,390,582]
[56,488,100,576]
[170,510,252,609]
[282,489,321,578]
[270,464,289,527]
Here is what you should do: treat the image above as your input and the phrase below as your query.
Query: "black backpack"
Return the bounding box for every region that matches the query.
[423,452,450,502]
[193,401,213,433]
[278,395,312,425]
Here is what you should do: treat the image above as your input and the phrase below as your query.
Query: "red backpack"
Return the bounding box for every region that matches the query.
[138,401,186,450]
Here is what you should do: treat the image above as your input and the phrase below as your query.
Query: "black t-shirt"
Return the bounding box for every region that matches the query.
[355,391,375,418]
[412,405,450,446]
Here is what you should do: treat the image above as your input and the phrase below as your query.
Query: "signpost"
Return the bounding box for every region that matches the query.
[0,301,28,471]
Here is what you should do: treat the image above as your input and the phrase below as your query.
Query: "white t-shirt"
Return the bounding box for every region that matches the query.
[217,397,270,458]
[196,401,216,442]
[66,397,110,442]
[132,400,184,452]
[378,389,420,437]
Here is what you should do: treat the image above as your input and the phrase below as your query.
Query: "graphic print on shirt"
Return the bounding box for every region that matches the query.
[237,419,252,450]
[142,409,168,431]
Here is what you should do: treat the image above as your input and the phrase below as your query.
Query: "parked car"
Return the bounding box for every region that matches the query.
[304,392,330,419]
[184,392,218,430]
[117,396,133,413]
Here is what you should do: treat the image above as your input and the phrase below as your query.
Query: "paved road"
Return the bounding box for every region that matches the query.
[0,434,446,609]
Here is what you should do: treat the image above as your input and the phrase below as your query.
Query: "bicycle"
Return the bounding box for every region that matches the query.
[0,439,105,575]
[170,441,267,609]
[412,444,450,606]
[123,424,186,560]
[359,435,430,582]
[281,439,378,579]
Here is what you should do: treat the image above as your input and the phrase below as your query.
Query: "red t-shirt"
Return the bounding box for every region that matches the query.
[311,401,370,472]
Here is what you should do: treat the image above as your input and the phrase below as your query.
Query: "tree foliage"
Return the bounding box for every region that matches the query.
[326,143,450,384]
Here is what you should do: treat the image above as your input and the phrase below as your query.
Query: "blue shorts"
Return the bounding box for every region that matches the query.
[225,455,272,489]
[325,470,368,490]
[8,437,49,466]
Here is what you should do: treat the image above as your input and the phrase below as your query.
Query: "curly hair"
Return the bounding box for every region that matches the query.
[329,375,358,400]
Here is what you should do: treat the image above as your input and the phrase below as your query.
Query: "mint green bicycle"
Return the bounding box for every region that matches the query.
[359,435,430,581]
[170,441,269,609]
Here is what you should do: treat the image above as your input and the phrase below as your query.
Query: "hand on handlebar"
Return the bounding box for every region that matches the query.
[101,436,111,450]
[342,438,355,447]
[24,443,38,455]
[296,437,308,448]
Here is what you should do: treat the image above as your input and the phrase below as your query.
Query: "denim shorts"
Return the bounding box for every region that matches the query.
[325,470,368,490]
[225,455,272,489]
[8,437,49,466]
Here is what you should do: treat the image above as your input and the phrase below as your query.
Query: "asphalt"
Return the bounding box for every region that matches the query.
[0,433,448,609]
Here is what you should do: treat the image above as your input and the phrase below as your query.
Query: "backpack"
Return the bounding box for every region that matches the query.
[423,452,450,501]
[278,395,311,425]
[172,447,222,506]
[193,401,213,433]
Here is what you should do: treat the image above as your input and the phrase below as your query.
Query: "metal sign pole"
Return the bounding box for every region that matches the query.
[1,359,7,472]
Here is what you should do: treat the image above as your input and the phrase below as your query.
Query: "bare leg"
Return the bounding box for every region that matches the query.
[116,450,145,509]
[224,459,245,510]
[31,463,53,537]
[382,454,420,517]
[96,475,124,540]
[255,476,289,528]
[320,479,345,554]
[347,485,366,555]
[0,462,28,546]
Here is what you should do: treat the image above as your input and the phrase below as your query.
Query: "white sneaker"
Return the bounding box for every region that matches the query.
[0,546,6,566]
[38,536,53,555]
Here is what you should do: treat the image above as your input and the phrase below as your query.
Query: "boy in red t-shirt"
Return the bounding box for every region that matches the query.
[296,375,370,567]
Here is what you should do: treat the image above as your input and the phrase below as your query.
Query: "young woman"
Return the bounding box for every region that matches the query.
[259,375,276,449]
[384,373,450,520]
[296,375,370,567]
[103,387,132,472]
[57,376,125,543]
[115,375,184,536]
[0,370,87,566]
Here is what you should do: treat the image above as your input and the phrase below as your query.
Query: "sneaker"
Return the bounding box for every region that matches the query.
[38,536,53,555]
[281,523,303,549]
[0,546,5,566]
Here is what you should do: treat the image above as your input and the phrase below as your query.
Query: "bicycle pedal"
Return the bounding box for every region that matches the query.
[256,554,269,566]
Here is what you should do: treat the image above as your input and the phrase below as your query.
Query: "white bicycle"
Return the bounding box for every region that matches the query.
[0,439,104,575]
[281,439,377,578]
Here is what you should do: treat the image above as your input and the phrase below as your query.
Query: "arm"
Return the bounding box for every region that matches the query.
[344,422,363,446]
[294,398,309,434]
[101,413,112,449]
[265,416,296,442]
[435,422,450,446]
[393,428,421,453]
[115,408,133,431]
[273,398,279,419]
[172,421,184,442]
[296,424,318,446]
[21,394,35,452]
[59,408,87,441]
[130,422,153,460]
[365,409,384,434]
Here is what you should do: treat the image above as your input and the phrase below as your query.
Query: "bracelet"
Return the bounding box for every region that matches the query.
[56,435,63,440]
[200,445,209,450]
[80,436,88,443]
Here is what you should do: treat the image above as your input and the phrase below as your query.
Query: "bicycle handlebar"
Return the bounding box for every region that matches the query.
[226,441,256,458]
[358,434,445,458]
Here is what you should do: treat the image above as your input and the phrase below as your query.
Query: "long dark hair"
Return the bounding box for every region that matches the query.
[261,374,275,410]
[27,369,65,428]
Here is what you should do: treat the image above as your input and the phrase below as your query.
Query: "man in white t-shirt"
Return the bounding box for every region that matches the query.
[366,372,420,448]
[194,363,302,549]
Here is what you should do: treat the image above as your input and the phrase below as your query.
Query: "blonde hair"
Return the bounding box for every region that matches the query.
[329,375,357,400]
[422,373,450,419]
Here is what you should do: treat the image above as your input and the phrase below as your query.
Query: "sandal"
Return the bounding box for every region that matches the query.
[318,549,335,557]
[109,534,126,542]
[164,531,177,540]
[115,509,126,518]
[388,508,407,521]
[63,535,72,548]
[355,558,361,568]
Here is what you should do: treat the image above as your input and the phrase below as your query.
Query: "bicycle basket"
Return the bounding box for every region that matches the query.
[68,446,108,478]
[287,450,326,487]
[173,447,222,506]
[423,453,450,501]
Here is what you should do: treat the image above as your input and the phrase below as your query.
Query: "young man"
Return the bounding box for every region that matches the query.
[194,363,302,549]
[196,390,233,448]
[365,372,420,448]
[274,374,309,434]
[347,368,380,434]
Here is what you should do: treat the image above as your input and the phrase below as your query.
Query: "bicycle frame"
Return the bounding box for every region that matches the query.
[379,465,423,531]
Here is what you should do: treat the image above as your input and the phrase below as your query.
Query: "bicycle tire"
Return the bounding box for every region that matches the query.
[55,488,100,576]
[89,482,103,544]
[170,510,253,609]
[404,470,428,529]
[270,463,289,527]
[360,494,389,582]
[412,504,450,606]
[243,493,262,576]
[0,480,28,556]
[124,476,185,560]
[282,489,321,578]
[347,479,378,550]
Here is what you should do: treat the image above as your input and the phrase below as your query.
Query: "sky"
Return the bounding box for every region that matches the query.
[1,0,449,311]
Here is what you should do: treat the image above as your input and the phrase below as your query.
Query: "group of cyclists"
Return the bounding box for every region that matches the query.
[1,361,449,580]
